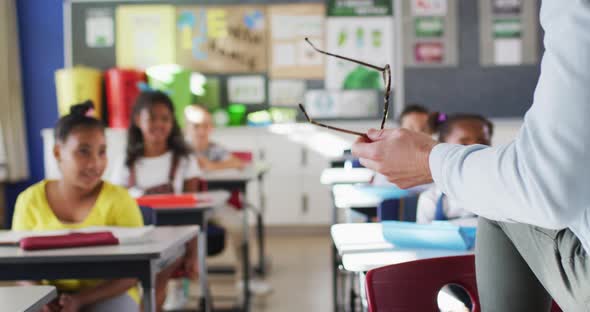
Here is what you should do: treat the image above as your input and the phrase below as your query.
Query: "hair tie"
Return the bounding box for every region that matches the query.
[438,113,447,122]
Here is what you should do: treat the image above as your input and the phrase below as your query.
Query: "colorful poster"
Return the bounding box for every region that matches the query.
[412,0,448,16]
[269,4,325,79]
[492,0,522,15]
[227,75,266,104]
[325,17,393,90]
[116,5,176,69]
[327,0,392,17]
[415,17,444,37]
[269,80,306,106]
[86,8,114,48]
[414,42,444,63]
[304,90,378,118]
[493,18,522,38]
[176,6,267,73]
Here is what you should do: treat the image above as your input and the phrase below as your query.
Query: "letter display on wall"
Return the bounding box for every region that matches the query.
[175,5,268,73]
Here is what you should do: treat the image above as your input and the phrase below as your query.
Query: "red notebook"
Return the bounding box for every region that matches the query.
[136,194,208,208]
[20,231,119,251]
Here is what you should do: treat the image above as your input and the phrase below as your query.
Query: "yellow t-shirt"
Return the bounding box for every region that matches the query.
[12,180,143,304]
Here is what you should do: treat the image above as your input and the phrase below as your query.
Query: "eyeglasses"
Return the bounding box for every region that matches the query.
[298,38,392,137]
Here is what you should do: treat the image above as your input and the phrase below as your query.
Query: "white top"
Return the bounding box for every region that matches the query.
[0,286,57,312]
[320,168,374,185]
[416,186,475,224]
[429,1,590,252]
[111,151,200,197]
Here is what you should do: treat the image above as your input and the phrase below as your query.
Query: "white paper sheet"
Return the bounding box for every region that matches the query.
[412,0,448,16]
[0,226,155,245]
[270,80,306,106]
[227,75,266,104]
[273,43,296,66]
[494,38,522,65]
[86,9,114,48]
[304,90,378,118]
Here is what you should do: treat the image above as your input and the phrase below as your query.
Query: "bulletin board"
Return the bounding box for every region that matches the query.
[65,0,390,121]
[403,0,543,118]
[402,0,459,67]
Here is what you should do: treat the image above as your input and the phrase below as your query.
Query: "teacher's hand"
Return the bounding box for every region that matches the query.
[352,128,438,189]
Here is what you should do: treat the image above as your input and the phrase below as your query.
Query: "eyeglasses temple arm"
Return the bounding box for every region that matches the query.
[305,38,386,72]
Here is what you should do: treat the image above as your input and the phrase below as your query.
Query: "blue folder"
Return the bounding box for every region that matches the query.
[381,220,476,251]
[355,185,412,200]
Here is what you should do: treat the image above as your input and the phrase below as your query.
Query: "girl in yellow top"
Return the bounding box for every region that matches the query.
[12,101,186,312]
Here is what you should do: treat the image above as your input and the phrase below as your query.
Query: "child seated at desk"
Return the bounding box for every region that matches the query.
[12,102,189,312]
[416,114,494,224]
[111,91,199,310]
[184,104,272,296]
[184,104,246,171]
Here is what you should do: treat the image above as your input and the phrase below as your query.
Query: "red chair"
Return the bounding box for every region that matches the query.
[365,254,563,312]
[366,255,479,312]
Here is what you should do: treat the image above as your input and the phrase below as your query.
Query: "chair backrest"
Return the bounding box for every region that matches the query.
[365,255,480,312]
[139,205,157,226]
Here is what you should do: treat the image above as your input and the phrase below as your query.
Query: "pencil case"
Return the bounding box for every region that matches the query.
[20,231,119,251]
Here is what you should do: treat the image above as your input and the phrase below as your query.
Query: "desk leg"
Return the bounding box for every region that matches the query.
[331,187,339,312]
[255,174,267,276]
[142,261,156,312]
[398,198,405,221]
[242,202,251,312]
[199,218,211,312]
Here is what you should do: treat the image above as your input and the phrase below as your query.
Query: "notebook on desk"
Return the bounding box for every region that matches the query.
[381,220,476,251]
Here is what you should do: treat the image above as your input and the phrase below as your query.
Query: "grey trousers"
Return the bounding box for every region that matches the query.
[476,218,590,312]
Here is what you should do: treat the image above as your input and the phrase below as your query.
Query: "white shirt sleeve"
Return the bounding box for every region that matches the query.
[416,186,438,224]
[429,1,590,231]
[183,154,201,180]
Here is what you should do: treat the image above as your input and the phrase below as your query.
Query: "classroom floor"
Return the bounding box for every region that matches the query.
[186,231,333,312]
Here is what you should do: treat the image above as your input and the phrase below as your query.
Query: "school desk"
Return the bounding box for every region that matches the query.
[145,191,228,312]
[320,167,373,312]
[201,162,270,311]
[332,223,473,311]
[0,286,57,312]
[0,226,198,312]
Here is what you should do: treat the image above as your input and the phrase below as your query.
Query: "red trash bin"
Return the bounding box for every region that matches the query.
[105,68,146,128]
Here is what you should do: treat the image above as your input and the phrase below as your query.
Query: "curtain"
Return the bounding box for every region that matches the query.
[0,0,30,183]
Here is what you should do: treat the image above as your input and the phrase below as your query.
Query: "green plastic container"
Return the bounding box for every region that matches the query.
[227,104,247,126]
[146,64,191,128]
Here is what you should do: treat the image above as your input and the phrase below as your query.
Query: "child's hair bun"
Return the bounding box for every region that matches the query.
[69,100,95,117]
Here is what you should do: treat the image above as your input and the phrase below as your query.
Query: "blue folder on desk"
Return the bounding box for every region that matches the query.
[381,220,476,251]
[355,185,411,199]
